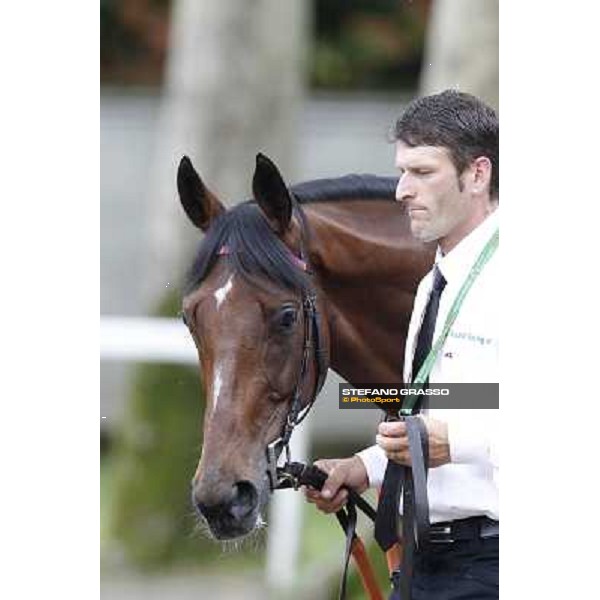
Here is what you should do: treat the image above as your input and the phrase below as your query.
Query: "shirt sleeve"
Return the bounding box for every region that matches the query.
[355,444,388,488]
[356,409,498,488]
[446,409,498,467]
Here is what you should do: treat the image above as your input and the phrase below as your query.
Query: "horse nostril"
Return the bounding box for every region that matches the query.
[191,480,258,524]
[191,485,215,519]
[229,481,258,521]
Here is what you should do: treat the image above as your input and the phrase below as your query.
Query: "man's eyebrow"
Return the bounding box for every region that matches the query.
[396,162,434,172]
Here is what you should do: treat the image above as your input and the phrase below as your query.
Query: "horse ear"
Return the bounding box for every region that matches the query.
[252,153,292,233]
[177,156,226,231]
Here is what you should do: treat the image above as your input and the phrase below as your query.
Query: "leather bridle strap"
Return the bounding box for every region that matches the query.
[265,198,329,490]
[263,199,381,598]
[263,198,380,598]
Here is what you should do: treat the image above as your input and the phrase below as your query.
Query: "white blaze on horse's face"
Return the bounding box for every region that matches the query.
[214,274,234,310]
[212,364,223,415]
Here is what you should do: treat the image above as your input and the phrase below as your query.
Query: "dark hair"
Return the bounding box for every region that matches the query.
[393,90,498,199]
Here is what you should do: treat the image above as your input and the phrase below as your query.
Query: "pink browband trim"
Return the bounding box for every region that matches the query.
[218,244,308,272]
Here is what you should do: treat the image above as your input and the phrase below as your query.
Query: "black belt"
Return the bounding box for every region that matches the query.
[428,516,499,543]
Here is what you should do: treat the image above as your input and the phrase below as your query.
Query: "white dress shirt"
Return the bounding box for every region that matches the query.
[357,209,499,523]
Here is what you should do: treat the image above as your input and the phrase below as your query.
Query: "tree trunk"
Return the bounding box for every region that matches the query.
[419,0,498,110]
[143,0,309,303]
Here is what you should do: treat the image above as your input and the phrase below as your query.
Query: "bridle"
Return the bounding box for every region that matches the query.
[264,196,329,491]
[217,196,382,600]
[259,198,383,600]
[214,195,329,488]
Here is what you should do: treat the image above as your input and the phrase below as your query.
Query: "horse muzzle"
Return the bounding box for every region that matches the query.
[192,480,260,539]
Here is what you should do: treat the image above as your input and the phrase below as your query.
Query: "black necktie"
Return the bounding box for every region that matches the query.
[412,265,447,387]
[374,265,447,570]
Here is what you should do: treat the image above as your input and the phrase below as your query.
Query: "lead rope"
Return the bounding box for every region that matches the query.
[275,462,382,600]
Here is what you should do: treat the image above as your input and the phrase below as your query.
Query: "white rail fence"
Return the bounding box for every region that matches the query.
[100,316,308,591]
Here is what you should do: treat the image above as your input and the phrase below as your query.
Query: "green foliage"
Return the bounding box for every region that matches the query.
[311,0,428,90]
[101,0,427,90]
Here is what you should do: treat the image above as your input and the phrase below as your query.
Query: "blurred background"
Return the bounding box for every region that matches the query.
[100,1,498,598]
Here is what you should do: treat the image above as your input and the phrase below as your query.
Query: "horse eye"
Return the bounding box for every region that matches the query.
[278,306,298,331]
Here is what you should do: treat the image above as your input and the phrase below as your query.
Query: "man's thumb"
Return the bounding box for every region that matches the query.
[321,465,344,499]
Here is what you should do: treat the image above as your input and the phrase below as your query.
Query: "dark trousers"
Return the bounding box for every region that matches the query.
[389,537,499,600]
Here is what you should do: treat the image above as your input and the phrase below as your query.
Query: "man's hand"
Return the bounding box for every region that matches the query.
[303,456,369,514]
[376,416,451,468]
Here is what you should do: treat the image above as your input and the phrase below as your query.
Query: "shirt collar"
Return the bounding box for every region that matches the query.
[435,208,499,285]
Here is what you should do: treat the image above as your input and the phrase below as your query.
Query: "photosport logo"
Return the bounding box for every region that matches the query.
[338,383,499,410]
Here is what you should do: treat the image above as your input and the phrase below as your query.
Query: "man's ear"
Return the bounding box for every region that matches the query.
[471,156,492,195]
[252,153,292,233]
[177,156,226,231]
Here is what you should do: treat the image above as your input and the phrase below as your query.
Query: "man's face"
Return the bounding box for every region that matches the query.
[394,141,473,244]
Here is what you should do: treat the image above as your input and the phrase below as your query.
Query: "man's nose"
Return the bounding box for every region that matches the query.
[395,175,414,203]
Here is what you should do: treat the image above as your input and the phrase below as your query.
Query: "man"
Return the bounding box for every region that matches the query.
[305,89,499,599]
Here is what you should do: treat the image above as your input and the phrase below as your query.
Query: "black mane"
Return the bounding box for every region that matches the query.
[184,202,311,295]
[291,174,397,203]
[184,175,398,294]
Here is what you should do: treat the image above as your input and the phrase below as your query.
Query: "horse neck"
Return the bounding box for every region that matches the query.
[302,200,434,385]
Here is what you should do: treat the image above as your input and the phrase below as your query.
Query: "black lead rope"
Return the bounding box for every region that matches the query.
[275,462,377,600]
[274,420,430,600]
[398,416,430,599]
[373,414,430,600]
[394,416,430,600]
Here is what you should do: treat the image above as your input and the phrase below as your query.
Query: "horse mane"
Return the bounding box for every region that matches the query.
[291,174,397,204]
[184,175,398,294]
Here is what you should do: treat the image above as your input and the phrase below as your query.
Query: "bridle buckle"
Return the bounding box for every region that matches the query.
[266,437,290,490]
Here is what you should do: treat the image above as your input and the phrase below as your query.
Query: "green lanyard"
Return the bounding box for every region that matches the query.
[401,228,499,415]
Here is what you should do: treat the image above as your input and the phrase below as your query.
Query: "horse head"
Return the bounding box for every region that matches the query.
[178,154,330,540]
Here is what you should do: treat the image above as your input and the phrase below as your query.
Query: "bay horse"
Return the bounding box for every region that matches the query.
[178,152,434,541]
